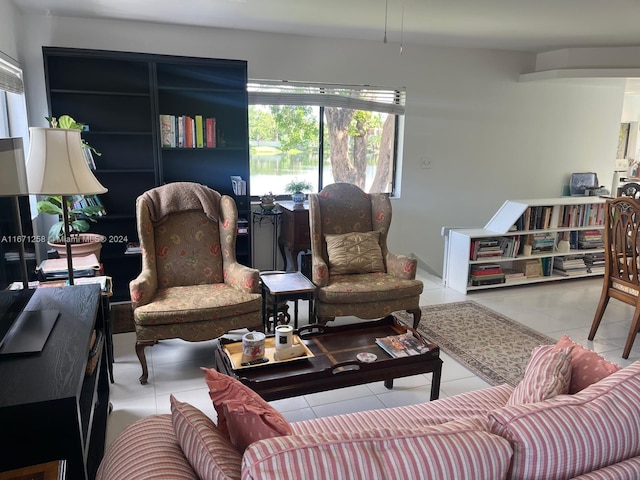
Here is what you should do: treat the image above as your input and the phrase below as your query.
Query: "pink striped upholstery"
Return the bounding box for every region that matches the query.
[96,414,198,480]
[170,396,241,480]
[571,456,640,479]
[488,360,640,480]
[243,418,512,480]
[507,345,572,405]
[292,383,514,435]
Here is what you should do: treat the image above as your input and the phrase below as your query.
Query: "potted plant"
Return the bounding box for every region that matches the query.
[260,191,277,211]
[37,195,106,259]
[284,179,313,205]
[38,115,106,259]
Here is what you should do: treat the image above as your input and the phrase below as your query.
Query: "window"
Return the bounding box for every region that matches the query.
[248,81,405,197]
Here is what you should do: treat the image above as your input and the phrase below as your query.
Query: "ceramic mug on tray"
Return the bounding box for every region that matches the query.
[242,332,266,360]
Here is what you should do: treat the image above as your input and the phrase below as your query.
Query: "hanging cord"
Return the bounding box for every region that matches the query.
[383,0,388,43]
[400,0,405,54]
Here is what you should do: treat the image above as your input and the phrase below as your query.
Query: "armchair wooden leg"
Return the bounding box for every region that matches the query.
[136,340,154,385]
[408,308,422,329]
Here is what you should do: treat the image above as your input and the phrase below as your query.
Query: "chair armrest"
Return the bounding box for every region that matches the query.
[129,270,157,308]
[225,262,260,293]
[386,252,418,279]
[312,256,329,287]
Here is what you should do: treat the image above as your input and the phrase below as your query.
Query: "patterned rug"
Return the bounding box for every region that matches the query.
[395,301,555,387]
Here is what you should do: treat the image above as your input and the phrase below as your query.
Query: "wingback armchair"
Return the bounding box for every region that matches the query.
[130,182,262,384]
[309,183,423,328]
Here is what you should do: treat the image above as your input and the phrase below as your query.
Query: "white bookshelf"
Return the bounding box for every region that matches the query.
[442,197,607,294]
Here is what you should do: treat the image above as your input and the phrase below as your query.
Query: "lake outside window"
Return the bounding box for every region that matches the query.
[248,81,405,198]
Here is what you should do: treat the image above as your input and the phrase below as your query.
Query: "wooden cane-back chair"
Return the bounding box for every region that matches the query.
[589,196,640,359]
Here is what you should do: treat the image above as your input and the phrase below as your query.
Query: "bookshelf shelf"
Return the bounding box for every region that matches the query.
[442,197,606,294]
[44,47,251,301]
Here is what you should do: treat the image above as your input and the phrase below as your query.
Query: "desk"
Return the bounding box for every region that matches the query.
[278,201,310,272]
[0,285,109,480]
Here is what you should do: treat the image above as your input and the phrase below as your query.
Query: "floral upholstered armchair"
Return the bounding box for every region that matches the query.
[130,182,262,384]
[309,183,423,328]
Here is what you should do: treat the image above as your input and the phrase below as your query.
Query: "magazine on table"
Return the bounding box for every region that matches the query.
[375,331,430,358]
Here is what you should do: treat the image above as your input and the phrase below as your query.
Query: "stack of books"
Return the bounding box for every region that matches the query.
[469,264,505,286]
[578,230,604,250]
[553,255,589,276]
[36,254,101,281]
[470,238,503,261]
[529,232,555,253]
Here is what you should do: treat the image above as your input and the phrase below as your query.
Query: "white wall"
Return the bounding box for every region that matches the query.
[5,13,625,277]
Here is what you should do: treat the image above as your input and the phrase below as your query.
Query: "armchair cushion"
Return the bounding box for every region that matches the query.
[134,284,261,326]
[170,396,241,480]
[325,230,385,274]
[317,272,423,304]
[202,368,292,452]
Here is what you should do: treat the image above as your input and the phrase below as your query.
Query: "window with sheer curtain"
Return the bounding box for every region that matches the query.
[247,80,405,198]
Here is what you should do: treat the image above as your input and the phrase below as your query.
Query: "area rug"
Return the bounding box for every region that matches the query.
[395,301,555,387]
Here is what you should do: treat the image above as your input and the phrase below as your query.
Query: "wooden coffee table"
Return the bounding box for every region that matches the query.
[215,316,442,402]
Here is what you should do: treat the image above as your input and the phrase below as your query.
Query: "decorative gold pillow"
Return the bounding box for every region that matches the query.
[325,231,385,274]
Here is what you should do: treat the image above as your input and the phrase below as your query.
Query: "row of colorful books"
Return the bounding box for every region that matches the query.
[160,114,216,149]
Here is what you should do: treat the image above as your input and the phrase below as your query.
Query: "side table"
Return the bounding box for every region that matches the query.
[260,271,315,331]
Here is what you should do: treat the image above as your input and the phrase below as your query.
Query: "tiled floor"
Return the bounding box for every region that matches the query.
[105,270,640,449]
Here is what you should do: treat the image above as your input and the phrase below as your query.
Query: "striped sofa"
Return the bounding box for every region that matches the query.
[97,360,640,479]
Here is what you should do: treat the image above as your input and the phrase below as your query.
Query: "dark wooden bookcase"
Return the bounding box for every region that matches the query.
[43,48,251,301]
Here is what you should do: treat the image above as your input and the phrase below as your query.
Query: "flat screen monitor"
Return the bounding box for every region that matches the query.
[0,289,59,356]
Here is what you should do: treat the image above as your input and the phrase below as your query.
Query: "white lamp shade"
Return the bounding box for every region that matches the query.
[26,127,107,195]
[0,137,29,196]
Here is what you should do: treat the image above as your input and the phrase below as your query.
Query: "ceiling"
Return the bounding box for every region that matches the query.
[11,0,640,53]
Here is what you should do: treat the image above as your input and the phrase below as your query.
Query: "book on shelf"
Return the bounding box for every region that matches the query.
[195,115,204,148]
[471,276,506,286]
[375,331,430,358]
[230,175,246,195]
[237,217,249,235]
[160,114,174,147]
[206,117,216,147]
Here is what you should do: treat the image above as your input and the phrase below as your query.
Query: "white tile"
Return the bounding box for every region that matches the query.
[304,384,374,407]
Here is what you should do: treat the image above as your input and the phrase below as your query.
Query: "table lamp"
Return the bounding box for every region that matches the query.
[0,137,30,289]
[26,127,107,285]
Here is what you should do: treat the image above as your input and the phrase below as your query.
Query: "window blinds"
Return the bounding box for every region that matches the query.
[248,80,405,115]
[0,55,24,95]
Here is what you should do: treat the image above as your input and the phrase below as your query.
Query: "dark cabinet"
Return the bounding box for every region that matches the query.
[0,285,109,479]
[43,48,251,301]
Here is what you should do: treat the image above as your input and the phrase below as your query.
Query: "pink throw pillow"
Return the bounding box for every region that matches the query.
[170,395,242,480]
[507,345,572,406]
[552,334,621,393]
[201,367,291,451]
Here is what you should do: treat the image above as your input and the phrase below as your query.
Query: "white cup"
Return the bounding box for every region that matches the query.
[275,325,294,350]
[242,332,265,360]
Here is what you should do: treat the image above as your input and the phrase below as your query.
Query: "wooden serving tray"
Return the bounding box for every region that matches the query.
[222,334,314,370]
